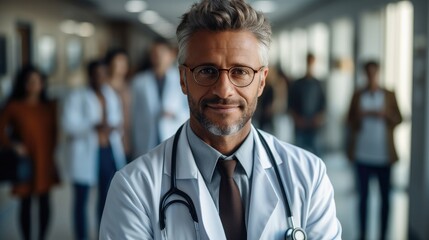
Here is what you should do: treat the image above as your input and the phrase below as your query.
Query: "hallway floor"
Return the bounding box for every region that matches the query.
[325,152,408,240]
[0,151,408,240]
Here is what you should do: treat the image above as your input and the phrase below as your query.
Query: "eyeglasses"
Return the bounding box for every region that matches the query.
[182,64,265,87]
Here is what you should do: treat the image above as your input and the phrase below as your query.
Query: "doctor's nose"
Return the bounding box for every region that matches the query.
[211,71,235,99]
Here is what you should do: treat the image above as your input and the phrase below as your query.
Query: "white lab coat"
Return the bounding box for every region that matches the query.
[100,122,342,239]
[131,67,189,157]
[62,85,126,185]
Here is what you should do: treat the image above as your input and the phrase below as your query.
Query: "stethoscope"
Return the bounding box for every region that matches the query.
[159,125,307,240]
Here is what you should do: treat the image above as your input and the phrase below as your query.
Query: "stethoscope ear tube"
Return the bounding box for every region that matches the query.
[159,125,199,231]
[256,130,307,240]
[256,130,294,218]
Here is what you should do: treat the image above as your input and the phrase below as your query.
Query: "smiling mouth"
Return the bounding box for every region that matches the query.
[206,103,239,109]
[201,96,243,113]
[205,104,240,114]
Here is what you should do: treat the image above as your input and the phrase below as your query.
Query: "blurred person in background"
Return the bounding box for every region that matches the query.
[288,53,326,156]
[105,48,132,162]
[131,38,188,158]
[347,60,402,240]
[0,65,59,240]
[255,66,288,134]
[256,77,274,132]
[62,59,126,240]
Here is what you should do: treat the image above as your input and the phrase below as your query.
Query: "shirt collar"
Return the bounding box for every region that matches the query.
[186,124,254,183]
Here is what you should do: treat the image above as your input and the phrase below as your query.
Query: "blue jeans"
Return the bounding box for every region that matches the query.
[19,193,50,240]
[73,145,117,240]
[356,162,391,240]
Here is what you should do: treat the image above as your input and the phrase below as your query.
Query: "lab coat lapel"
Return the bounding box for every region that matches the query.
[163,124,198,180]
[197,171,227,240]
[247,128,282,240]
[163,123,226,240]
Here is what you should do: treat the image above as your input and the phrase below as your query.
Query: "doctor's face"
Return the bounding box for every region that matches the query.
[180,30,268,137]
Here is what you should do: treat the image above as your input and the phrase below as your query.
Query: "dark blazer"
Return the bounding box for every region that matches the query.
[346,88,402,164]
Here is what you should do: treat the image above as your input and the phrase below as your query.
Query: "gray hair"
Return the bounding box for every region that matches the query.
[176,0,272,66]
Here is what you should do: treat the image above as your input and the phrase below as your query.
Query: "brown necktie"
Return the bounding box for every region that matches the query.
[218,158,247,240]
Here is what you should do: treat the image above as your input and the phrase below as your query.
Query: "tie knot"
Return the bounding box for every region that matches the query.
[218,158,237,178]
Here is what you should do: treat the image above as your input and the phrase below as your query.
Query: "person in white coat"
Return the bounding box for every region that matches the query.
[100,0,342,239]
[62,60,126,240]
[131,38,189,157]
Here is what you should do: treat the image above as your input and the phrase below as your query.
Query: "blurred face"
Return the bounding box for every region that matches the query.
[180,30,268,136]
[110,54,129,77]
[90,64,108,89]
[307,55,315,73]
[26,72,43,97]
[150,43,174,72]
[365,64,379,87]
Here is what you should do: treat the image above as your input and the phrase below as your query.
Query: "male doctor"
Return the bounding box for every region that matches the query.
[100,0,342,239]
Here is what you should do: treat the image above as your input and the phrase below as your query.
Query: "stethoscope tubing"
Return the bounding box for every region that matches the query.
[159,125,307,240]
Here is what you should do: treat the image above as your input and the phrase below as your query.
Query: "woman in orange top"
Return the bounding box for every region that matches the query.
[0,65,59,240]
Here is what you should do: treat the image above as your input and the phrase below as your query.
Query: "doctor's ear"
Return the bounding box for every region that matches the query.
[179,67,188,95]
[257,67,269,97]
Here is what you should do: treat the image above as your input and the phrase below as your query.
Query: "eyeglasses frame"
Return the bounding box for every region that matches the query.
[181,64,266,87]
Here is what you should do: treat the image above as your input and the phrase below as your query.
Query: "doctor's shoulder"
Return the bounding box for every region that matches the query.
[119,143,166,181]
[101,144,168,239]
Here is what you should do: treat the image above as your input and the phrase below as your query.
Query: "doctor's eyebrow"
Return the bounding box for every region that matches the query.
[185,62,257,68]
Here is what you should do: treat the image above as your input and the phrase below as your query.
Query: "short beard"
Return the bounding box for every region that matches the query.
[203,115,244,136]
[188,95,251,136]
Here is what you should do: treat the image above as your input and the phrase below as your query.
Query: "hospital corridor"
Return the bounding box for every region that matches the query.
[1,0,429,239]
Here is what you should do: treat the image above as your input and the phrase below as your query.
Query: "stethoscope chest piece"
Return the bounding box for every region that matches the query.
[285,227,307,240]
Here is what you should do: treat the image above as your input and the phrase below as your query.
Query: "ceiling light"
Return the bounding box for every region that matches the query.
[60,20,77,34]
[252,1,277,13]
[152,21,176,38]
[77,22,95,37]
[139,10,160,24]
[125,0,147,13]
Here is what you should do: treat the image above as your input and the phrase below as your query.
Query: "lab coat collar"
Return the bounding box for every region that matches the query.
[163,122,199,180]
[252,126,284,168]
[163,123,283,179]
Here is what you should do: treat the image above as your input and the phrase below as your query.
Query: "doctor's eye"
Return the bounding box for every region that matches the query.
[195,66,218,77]
[230,67,252,78]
